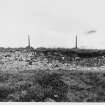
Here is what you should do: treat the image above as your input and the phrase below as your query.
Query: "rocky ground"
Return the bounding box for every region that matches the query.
[0,49,105,72]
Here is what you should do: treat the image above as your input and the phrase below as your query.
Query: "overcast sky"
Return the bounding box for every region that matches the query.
[0,0,105,49]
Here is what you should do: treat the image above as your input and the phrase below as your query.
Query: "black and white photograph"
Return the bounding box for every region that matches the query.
[0,0,105,102]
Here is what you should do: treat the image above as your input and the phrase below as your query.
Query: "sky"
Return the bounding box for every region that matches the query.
[0,0,105,49]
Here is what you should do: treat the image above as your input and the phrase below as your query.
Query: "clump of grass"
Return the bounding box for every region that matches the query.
[35,70,68,101]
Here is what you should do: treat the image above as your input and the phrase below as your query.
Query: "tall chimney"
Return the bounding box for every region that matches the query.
[75,35,77,48]
[28,35,30,48]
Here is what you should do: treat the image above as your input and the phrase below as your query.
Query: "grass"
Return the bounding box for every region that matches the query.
[0,69,105,102]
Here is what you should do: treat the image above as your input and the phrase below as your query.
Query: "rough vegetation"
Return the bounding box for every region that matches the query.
[0,47,105,102]
[0,69,105,102]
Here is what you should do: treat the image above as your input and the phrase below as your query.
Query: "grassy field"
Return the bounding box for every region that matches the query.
[1,47,105,102]
[0,69,105,102]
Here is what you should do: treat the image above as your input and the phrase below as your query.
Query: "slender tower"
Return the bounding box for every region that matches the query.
[28,35,30,48]
[75,35,77,48]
